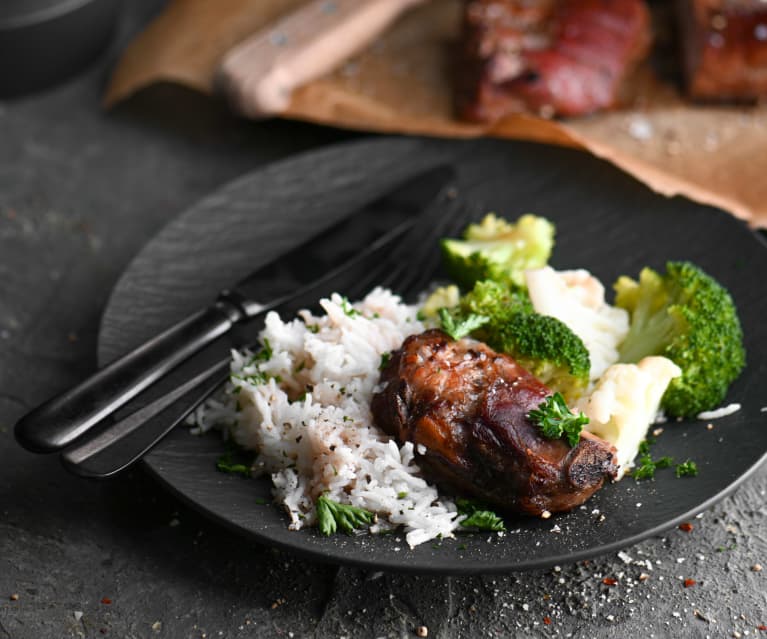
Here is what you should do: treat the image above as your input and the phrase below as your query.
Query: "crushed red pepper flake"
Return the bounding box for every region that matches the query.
[757,624,766,631]
[100,597,112,605]
[684,578,697,588]
[543,616,552,625]
[678,522,694,532]
[602,577,618,586]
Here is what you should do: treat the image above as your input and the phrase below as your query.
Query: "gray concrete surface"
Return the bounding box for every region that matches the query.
[0,2,764,637]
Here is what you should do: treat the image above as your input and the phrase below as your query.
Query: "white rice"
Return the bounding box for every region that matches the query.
[696,403,741,420]
[191,288,461,547]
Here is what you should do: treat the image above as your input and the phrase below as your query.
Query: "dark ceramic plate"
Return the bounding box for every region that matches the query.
[98,137,767,575]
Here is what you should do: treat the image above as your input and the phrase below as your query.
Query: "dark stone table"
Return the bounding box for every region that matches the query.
[1,2,764,637]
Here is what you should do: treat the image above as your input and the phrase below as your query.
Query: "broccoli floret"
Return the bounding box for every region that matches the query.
[420,284,461,319]
[614,261,746,417]
[492,313,591,402]
[459,279,533,317]
[458,280,590,402]
[441,213,555,289]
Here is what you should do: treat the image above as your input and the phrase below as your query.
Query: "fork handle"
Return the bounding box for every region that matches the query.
[14,299,245,454]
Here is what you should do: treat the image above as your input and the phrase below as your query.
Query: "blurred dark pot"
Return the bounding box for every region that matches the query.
[0,0,122,98]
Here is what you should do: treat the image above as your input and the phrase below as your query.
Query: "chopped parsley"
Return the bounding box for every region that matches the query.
[631,438,675,480]
[316,494,375,536]
[397,491,408,499]
[379,352,391,371]
[340,296,360,318]
[231,371,263,385]
[215,446,253,478]
[675,460,698,477]
[631,456,657,481]
[438,308,489,341]
[526,392,588,448]
[456,498,506,532]
[637,438,655,456]
[258,338,273,361]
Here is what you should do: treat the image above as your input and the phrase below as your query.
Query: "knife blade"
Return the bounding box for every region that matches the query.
[15,165,455,454]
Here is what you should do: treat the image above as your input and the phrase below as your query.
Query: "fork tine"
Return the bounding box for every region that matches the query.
[337,185,465,302]
[380,195,473,301]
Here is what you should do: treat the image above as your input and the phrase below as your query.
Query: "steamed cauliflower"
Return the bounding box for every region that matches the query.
[525,267,629,381]
[576,356,682,479]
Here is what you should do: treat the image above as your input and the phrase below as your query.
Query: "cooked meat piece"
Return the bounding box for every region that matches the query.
[457,0,652,120]
[677,0,767,100]
[371,330,617,516]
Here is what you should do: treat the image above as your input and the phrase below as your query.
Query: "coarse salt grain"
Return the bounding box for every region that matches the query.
[627,117,654,141]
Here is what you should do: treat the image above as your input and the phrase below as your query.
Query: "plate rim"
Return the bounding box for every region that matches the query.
[98,136,767,574]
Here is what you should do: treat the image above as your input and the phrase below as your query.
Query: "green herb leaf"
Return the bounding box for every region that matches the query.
[215,441,255,478]
[438,308,489,341]
[675,460,698,477]
[215,453,252,478]
[456,498,506,532]
[631,455,658,480]
[526,392,589,447]
[379,352,392,371]
[637,439,654,456]
[340,296,360,318]
[316,494,375,536]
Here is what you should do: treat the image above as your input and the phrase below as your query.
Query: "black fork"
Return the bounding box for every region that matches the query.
[61,192,474,477]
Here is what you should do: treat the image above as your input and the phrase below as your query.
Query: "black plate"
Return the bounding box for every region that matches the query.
[98,137,767,575]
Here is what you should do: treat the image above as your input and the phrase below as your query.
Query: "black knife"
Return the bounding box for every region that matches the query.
[15,165,455,454]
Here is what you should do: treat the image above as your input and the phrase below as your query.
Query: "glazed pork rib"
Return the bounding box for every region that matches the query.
[371,330,617,516]
[677,0,767,100]
[457,0,653,121]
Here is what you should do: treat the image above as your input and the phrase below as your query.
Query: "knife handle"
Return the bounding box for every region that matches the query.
[14,299,245,454]
[217,0,425,118]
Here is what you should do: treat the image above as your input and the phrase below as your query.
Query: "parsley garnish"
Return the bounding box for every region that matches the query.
[526,392,588,448]
[215,450,252,478]
[258,338,273,361]
[631,439,675,481]
[438,308,489,341]
[316,494,375,535]
[631,438,691,481]
[379,352,391,371]
[675,460,698,477]
[631,455,657,480]
[340,296,360,318]
[456,498,506,532]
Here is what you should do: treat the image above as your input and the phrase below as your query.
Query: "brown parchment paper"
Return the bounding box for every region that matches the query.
[106,0,767,227]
